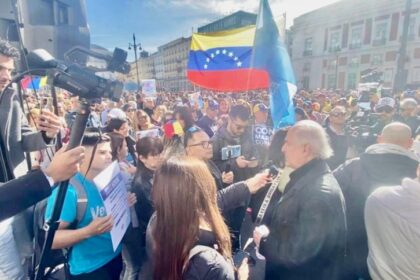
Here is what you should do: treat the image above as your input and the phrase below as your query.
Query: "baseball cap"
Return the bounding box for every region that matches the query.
[253,103,269,114]
[375,97,395,111]
[208,99,219,111]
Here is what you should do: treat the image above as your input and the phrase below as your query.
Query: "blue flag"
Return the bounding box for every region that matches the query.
[252,0,297,128]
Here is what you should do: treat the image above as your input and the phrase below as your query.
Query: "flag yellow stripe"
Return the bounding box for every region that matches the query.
[39,76,48,87]
[190,25,256,51]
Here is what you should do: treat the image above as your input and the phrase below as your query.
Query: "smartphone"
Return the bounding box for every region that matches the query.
[233,251,250,267]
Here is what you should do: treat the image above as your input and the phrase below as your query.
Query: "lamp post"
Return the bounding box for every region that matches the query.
[128,33,142,90]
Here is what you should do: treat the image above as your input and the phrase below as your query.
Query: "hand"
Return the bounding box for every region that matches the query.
[85,215,114,236]
[127,192,137,207]
[38,110,62,138]
[237,258,249,280]
[247,158,259,168]
[236,156,249,169]
[222,171,234,184]
[245,171,271,194]
[44,145,85,183]
[253,225,270,248]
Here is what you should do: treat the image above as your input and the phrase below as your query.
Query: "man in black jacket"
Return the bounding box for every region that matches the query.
[254,120,347,280]
[334,122,418,280]
[326,106,348,170]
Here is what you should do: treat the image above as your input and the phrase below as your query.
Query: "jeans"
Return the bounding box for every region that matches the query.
[0,220,25,280]
[122,226,145,280]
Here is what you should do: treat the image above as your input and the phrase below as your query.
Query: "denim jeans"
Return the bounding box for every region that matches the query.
[121,226,145,280]
[0,220,25,280]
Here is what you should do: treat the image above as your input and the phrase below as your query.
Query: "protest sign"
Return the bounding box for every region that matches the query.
[93,161,130,251]
[253,125,273,146]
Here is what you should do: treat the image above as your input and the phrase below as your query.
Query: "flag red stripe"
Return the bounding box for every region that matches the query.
[187,69,269,92]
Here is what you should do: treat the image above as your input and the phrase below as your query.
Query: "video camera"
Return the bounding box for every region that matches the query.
[345,110,381,154]
[26,46,130,102]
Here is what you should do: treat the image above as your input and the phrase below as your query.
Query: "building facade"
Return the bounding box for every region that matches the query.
[291,0,420,91]
[198,11,257,33]
[0,0,90,62]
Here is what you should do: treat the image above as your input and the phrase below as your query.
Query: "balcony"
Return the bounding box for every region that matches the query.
[328,46,341,53]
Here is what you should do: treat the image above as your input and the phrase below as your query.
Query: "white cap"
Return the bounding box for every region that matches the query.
[108,108,126,120]
[375,97,395,110]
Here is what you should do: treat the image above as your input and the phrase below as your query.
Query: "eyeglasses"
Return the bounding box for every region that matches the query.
[188,140,213,149]
[127,109,136,112]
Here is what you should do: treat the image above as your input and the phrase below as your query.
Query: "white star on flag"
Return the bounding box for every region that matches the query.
[206,58,210,63]
[210,53,215,58]
[222,49,227,54]
[237,61,242,67]
[215,50,220,55]
[228,52,233,57]
[204,64,208,69]
[234,57,238,61]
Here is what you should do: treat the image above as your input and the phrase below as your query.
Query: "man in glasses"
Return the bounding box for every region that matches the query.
[371,97,396,135]
[326,106,348,170]
[211,104,259,250]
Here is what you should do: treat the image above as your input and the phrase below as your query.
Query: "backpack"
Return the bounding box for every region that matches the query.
[31,177,88,280]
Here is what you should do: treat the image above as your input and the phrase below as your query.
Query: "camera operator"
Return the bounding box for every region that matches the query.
[0,38,69,279]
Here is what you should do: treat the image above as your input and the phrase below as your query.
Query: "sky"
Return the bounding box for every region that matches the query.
[86,0,341,62]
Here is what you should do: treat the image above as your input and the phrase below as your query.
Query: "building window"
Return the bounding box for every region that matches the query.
[371,53,383,65]
[347,73,357,89]
[373,21,388,46]
[412,67,420,82]
[329,31,341,51]
[350,26,363,49]
[349,57,360,68]
[303,62,311,72]
[327,74,336,89]
[303,37,313,56]
[302,76,310,89]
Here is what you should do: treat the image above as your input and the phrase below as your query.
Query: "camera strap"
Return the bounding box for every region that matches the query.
[255,174,281,225]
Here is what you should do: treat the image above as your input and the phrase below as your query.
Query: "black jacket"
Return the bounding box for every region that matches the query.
[212,125,258,182]
[132,167,154,245]
[184,249,235,280]
[260,159,346,280]
[325,124,348,170]
[333,147,418,279]
[0,170,51,222]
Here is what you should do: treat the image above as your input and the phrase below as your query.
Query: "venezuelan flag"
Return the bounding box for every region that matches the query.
[187,26,269,92]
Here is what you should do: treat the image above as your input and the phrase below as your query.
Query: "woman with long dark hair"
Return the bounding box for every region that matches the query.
[150,157,249,280]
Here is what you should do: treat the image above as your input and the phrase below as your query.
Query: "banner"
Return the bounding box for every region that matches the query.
[141,79,157,97]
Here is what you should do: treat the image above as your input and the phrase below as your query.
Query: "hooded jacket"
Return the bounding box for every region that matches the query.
[333,143,418,279]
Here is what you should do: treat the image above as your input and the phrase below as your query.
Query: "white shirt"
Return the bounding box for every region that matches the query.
[365,178,420,280]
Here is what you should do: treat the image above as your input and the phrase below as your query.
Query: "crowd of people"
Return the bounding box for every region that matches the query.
[1,38,420,280]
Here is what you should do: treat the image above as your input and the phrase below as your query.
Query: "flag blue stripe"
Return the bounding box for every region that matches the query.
[252,0,296,128]
[188,46,252,71]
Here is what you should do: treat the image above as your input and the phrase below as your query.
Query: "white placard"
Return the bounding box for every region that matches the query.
[93,161,130,251]
[141,79,157,97]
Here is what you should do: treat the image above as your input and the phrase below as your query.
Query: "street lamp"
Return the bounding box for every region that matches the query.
[128,33,142,90]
